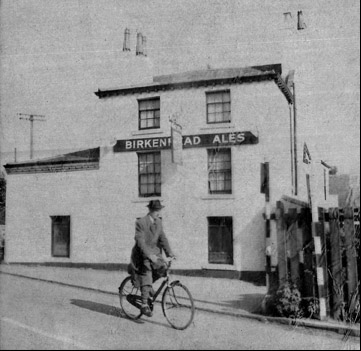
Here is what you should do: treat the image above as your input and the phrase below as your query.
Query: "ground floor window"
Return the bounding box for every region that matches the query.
[138,152,161,197]
[51,216,70,257]
[207,148,232,194]
[208,216,233,264]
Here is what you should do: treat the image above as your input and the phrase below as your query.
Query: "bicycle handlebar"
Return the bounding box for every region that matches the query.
[166,256,176,269]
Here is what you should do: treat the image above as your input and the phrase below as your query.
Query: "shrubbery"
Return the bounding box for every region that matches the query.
[266,280,320,320]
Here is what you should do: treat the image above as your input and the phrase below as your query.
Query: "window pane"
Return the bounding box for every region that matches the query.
[154,163,160,173]
[153,99,160,109]
[140,119,147,129]
[140,174,148,184]
[222,112,231,121]
[148,183,155,194]
[222,92,230,102]
[147,119,155,128]
[140,184,148,194]
[223,102,231,112]
[207,92,222,103]
[208,104,216,113]
[148,174,154,184]
[206,93,215,103]
[208,113,216,123]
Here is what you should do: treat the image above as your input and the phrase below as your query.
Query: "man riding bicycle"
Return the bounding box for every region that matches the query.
[128,200,175,317]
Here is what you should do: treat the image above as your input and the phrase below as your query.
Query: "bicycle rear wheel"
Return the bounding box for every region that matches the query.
[119,276,142,320]
[162,282,195,330]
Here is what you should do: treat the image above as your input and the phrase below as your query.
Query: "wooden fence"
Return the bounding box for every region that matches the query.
[271,202,360,319]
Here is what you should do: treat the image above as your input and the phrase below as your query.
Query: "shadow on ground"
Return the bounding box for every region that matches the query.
[192,293,265,314]
[70,299,125,318]
[69,299,173,329]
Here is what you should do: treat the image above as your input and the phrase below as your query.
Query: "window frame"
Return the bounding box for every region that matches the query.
[138,97,161,130]
[51,215,70,258]
[138,151,161,197]
[207,216,234,265]
[207,147,232,195]
[206,90,231,124]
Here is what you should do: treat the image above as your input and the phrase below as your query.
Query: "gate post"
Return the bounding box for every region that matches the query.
[329,207,343,319]
[263,162,278,294]
[276,201,287,285]
[312,207,328,320]
[299,207,315,299]
[344,207,358,301]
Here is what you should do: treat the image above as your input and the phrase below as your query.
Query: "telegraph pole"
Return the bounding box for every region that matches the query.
[18,113,46,159]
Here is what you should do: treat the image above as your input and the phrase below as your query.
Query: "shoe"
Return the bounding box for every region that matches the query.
[140,304,153,317]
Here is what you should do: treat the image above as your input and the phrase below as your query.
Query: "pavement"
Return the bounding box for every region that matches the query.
[0,262,359,337]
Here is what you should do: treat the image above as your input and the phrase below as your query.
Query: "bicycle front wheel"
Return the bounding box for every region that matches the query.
[119,276,142,320]
[162,282,195,330]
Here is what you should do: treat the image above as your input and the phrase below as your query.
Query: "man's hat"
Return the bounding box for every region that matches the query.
[147,200,165,211]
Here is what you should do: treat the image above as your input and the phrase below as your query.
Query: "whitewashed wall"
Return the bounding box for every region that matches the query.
[5,78,292,274]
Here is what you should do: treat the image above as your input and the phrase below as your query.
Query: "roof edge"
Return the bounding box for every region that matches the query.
[4,147,100,170]
[94,64,283,99]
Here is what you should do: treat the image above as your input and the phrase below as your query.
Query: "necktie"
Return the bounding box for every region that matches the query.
[151,223,156,234]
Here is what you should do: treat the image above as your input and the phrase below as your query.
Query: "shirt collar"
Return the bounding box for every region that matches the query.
[148,215,154,224]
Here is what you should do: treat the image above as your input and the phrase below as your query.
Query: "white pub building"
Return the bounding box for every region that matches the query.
[4,63,333,281]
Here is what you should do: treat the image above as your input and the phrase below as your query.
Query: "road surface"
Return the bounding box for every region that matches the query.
[0,273,359,350]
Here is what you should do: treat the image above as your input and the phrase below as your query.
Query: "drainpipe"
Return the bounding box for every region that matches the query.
[289,104,294,194]
[292,83,298,195]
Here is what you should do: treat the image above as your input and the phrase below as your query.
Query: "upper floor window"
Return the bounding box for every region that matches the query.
[206,90,231,124]
[138,97,160,130]
[208,148,232,194]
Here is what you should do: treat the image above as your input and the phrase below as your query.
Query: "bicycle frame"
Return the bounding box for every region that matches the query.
[149,263,179,310]
[149,268,180,307]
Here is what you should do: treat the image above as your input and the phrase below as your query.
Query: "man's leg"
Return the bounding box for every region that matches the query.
[140,264,153,317]
[141,285,152,305]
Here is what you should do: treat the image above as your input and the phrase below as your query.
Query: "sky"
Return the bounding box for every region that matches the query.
[0,0,360,175]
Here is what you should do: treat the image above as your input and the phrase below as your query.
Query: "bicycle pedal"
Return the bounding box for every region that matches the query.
[141,305,153,317]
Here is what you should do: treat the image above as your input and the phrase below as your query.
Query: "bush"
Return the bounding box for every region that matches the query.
[271,281,302,319]
[341,284,360,324]
[300,297,320,319]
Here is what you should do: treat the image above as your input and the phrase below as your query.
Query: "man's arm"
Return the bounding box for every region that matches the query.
[158,222,175,258]
[134,219,155,260]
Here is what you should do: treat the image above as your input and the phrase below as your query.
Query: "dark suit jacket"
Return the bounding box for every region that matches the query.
[129,215,173,286]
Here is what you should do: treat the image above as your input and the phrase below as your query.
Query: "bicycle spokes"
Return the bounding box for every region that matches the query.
[126,294,143,309]
[162,283,195,330]
[119,276,143,320]
[165,287,183,308]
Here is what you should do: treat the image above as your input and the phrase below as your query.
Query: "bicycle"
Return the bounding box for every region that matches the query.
[118,258,195,330]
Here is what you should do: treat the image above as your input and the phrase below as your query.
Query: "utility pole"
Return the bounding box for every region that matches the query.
[18,113,46,159]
